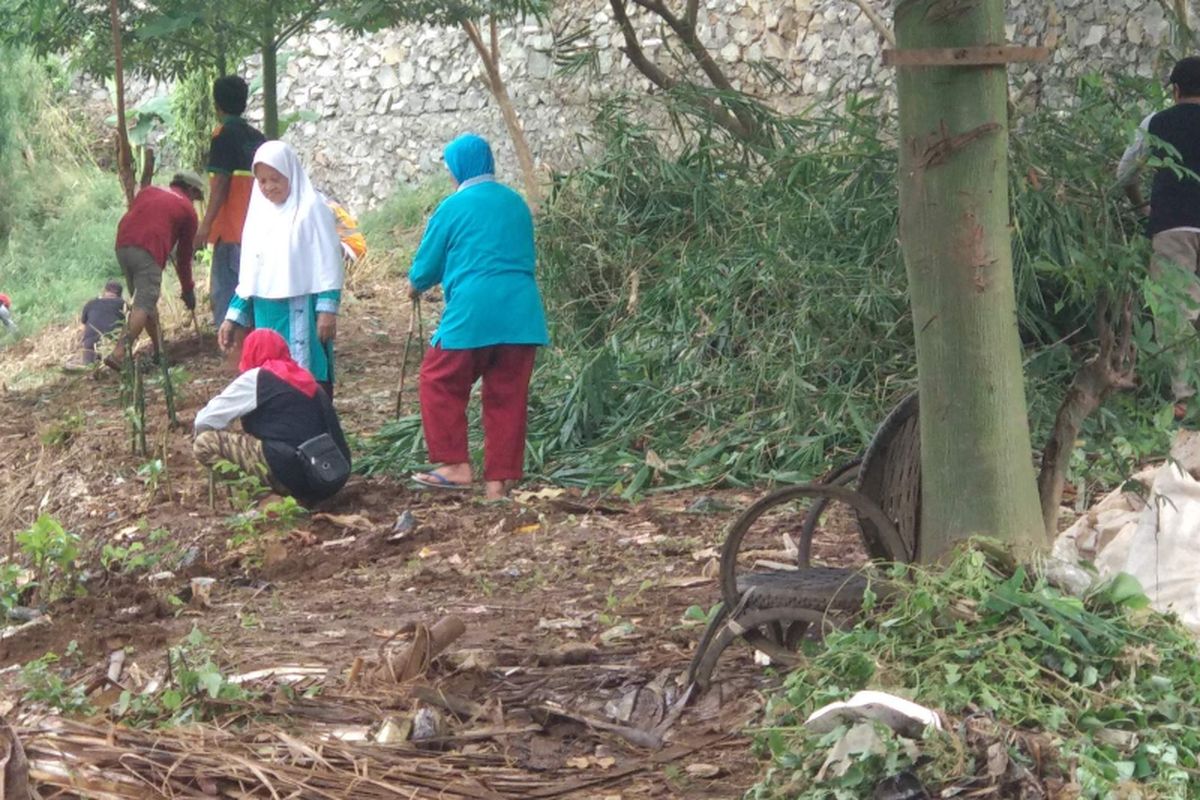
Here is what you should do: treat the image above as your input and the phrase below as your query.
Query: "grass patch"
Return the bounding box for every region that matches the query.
[359,177,452,268]
[0,168,125,336]
[0,50,125,339]
[750,546,1198,798]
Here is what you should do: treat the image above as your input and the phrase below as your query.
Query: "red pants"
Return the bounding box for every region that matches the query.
[418,344,537,481]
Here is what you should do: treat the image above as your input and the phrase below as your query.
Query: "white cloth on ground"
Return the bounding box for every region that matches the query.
[1054,430,1200,631]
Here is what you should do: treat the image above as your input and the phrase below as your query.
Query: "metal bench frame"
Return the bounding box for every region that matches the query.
[687,394,921,688]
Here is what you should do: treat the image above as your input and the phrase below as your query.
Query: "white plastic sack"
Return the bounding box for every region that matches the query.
[1053,430,1200,632]
[1120,463,1200,631]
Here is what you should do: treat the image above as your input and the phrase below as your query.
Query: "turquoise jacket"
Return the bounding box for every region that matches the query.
[408,135,549,350]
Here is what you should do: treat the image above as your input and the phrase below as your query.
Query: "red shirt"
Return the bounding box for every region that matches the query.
[115,186,198,292]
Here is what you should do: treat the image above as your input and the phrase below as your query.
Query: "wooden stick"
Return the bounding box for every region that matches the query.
[533,703,663,749]
[394,297,422,418]
[152,321,177,426]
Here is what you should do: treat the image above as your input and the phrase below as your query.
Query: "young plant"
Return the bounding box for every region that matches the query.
[16,515,80,603]
[39,411,85,446]
[116,626,248,727]
[21,649,94,716]
[222,486,308,563]
[137,457,165,499]
[212,459,269,513]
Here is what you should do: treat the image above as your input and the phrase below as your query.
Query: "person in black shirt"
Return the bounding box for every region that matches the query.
[193,328,350,505]
[1119,56,1200,404]
[65,281,125,370]
[194,76,267,329]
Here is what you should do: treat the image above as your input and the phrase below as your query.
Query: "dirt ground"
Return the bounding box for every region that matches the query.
[0,277,863,798]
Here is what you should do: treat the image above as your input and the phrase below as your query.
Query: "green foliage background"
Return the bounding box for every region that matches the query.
[0,50,125,338]
[360,76,1182,499]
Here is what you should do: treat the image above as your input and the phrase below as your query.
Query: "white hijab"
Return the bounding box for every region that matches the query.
[237,140,343,300]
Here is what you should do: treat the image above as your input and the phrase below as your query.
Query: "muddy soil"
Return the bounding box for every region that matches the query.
[0,279,864,797]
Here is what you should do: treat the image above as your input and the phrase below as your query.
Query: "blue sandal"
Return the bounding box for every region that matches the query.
[411,472,471,491]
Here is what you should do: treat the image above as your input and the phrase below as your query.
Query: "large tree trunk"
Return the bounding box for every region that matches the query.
[895,0,1044,560]
[108,0,136,207]
[463,17,540,207]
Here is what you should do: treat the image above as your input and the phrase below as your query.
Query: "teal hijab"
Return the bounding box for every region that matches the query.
[444,134,495,187]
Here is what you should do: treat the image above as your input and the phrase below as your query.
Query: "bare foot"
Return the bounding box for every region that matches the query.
[484,480,514,501]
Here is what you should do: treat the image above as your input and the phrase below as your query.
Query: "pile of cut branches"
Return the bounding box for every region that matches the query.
[750,545,1199,798]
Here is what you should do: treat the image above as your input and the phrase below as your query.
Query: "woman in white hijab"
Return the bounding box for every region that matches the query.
[219,140,344,396]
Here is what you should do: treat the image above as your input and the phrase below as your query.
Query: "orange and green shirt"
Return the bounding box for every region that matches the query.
[206,115,266,245]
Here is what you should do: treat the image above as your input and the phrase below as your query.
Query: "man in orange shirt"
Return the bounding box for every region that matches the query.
[194,76,266,328]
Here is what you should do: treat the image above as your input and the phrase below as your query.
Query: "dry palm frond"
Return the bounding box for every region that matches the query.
[22,717,697,799]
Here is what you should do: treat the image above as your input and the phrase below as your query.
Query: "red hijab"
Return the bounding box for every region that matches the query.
[238,329,319,397]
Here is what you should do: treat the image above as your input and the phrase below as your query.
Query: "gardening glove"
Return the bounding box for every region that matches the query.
[181,288,196,312]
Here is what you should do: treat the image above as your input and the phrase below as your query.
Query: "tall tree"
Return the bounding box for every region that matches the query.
[894,0,1044,559]
[108,0,136,205]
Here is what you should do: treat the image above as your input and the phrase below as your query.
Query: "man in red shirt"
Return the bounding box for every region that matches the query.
[106,172,203,369]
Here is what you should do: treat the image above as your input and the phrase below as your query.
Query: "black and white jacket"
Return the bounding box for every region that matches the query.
[195,368,351,503]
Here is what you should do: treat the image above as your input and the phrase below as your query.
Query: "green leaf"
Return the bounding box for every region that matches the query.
[198,669,224,699]
[116,690,132,716]
[1105,573,1150,609]
[160,689,183,711]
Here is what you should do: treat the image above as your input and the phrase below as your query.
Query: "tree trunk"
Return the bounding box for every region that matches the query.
[462,18,541,207]
[108,0,136,207]
[895,0,1044,560]
[139,147,156,189]
[261,39,279,139]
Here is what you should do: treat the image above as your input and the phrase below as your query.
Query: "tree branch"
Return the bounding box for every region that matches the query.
[684,0,699,30]
[109,0,136,207]
[629,0,729,92]
[846,0,896,47]
[627,0,762,141]
[462,18,495,90]
[610,0,757,141]
[461,16,542,205]
[609,0,677,92]
[489,13,499,63]
[1036,294,1137,538]
[275,2,327,46]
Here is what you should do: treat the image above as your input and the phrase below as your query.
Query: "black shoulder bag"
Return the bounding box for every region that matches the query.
[296,433,350,494]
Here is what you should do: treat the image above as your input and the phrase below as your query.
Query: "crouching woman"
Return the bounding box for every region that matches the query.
[193,329,351,506]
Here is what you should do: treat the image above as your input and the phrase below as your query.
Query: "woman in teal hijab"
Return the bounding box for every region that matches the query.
[408,134,549,500]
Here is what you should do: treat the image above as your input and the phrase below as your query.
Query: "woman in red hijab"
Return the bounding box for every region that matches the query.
[194,329,351,505]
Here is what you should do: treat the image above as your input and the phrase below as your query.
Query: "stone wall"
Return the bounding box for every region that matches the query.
[106,0,1195,211]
